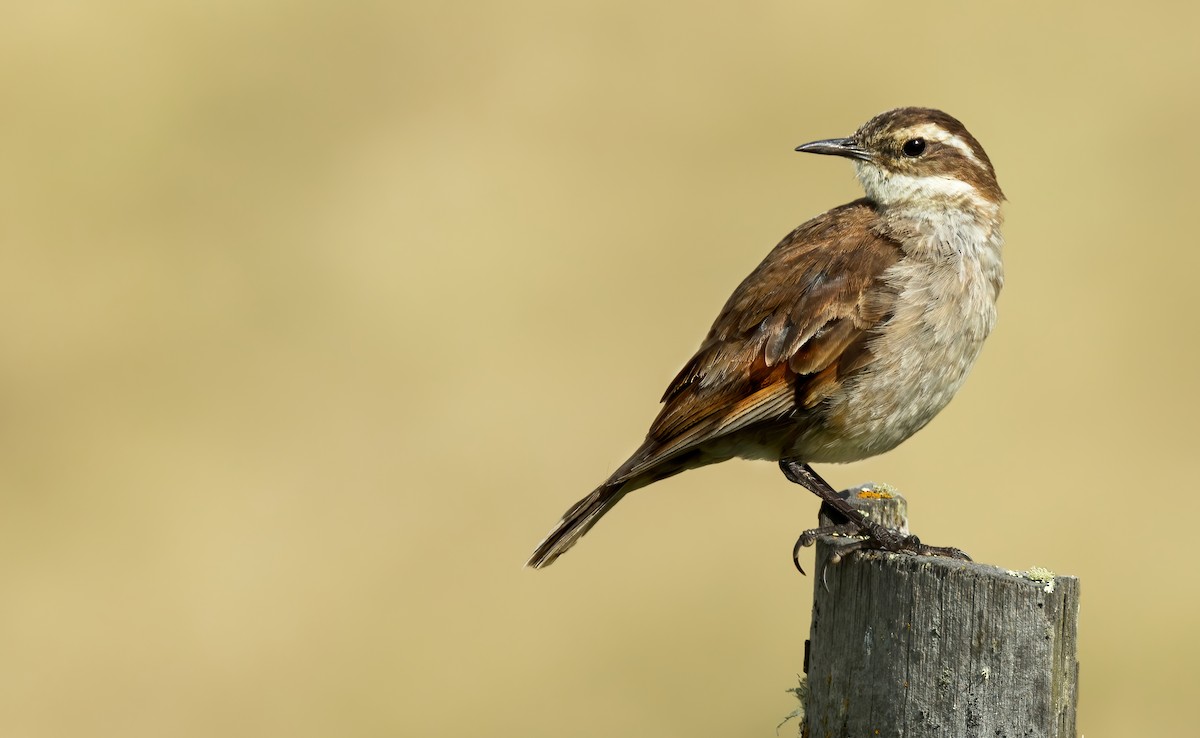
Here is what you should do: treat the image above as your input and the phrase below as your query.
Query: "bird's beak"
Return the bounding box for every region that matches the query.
[795,137,871,161]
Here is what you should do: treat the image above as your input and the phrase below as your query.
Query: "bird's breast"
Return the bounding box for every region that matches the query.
[794,226,1003,463]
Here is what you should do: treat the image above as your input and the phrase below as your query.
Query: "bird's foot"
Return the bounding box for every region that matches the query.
[792,519,971,574]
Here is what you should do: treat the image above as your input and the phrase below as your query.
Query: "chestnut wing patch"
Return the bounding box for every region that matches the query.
[619,200,901,482]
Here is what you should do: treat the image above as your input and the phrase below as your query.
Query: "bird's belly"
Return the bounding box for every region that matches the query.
[812,329,986,461]
[789,253,999,463]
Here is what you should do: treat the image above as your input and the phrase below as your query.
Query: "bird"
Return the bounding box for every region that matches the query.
[527,107,1004,571]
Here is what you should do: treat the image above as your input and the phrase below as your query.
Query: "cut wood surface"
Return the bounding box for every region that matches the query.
[802,485,1079,738]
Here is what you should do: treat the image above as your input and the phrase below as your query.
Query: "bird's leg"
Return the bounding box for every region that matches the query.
[780,459,971,574]
[781,460,877,574]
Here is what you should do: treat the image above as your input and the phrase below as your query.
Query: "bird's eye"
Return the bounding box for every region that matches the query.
[902,138,926,157]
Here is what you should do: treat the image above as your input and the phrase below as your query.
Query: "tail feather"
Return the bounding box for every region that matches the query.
[526,444,718,569]
[526,481,629,568]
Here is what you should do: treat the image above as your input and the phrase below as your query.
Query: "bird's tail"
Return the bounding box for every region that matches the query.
[525,480,630,569]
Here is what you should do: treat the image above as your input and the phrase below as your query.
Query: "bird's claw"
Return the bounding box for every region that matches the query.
[792,522,971,575]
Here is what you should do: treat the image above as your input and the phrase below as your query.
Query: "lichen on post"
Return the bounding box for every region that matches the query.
[799,485,1080,738]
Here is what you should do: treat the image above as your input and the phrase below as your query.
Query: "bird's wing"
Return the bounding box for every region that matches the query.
[616,199,902,482]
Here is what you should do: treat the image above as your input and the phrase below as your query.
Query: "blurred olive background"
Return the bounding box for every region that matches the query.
[1,1,1197,736]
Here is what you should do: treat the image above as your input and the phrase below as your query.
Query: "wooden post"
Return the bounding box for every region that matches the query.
[801,485,1080,738]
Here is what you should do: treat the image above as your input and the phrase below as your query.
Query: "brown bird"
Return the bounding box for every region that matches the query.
[527,107,1004,570]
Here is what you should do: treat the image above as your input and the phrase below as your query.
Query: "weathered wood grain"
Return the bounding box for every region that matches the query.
[803,486,1079,738]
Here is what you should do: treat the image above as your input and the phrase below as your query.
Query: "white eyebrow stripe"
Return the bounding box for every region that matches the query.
[907,123,986,170]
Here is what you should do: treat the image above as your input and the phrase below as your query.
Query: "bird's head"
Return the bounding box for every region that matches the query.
[797,107,1004,215]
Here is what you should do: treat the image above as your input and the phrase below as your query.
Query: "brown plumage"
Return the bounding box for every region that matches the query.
[634,200,901,475]
[528,107,1005,569]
